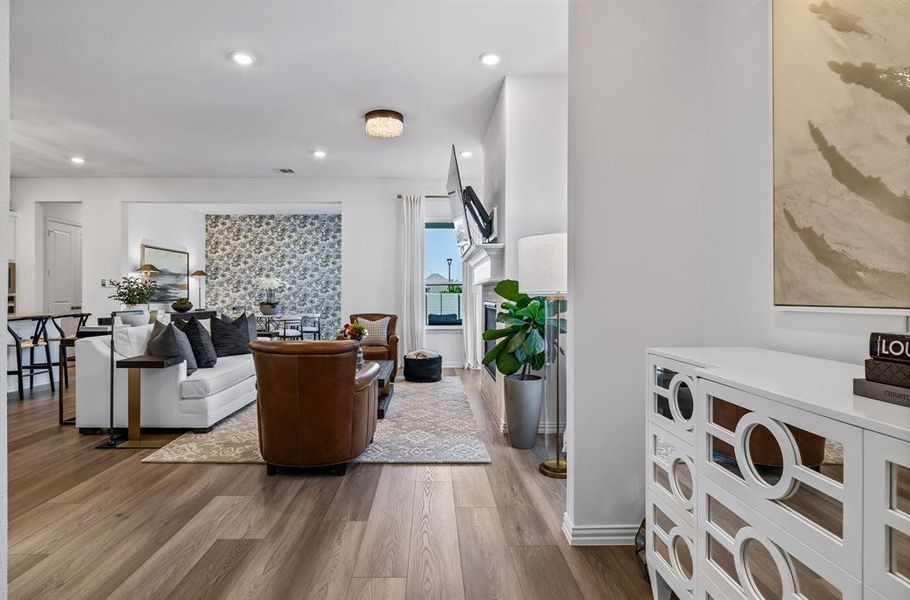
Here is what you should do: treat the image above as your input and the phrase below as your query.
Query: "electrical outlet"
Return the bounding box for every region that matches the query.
[101,279,107,287]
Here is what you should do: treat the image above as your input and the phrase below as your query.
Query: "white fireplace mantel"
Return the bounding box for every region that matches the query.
[463,243,505,285]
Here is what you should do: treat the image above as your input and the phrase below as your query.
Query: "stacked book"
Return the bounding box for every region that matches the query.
[853,332,910,407]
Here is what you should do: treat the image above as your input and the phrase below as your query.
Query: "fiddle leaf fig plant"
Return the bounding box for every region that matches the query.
[482,279,549,379]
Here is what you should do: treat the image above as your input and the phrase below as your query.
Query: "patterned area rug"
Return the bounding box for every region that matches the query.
[142,376,491,464]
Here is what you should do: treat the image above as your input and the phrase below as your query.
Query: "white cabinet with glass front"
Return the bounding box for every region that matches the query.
[644,347,910,600]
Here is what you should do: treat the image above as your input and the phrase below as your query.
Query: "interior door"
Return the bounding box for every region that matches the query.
[45,219,83,315]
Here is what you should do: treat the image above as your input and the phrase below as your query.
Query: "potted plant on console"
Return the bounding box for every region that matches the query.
[254,276,283,315]
[107,276,157,326]
[482,279,548,449]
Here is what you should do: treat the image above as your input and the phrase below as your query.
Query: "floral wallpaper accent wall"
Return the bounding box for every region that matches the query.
[205,214,342,336]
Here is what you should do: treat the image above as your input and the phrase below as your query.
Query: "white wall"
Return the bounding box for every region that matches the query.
[501,76,568,278]
[483,83,506,222]
[698,1,908,363]
[11,178,444,324]
[482,76,569,279]
[566,0,908,545]
[123,202,205,308]
[0,0,9,590]
[567,0,707,543]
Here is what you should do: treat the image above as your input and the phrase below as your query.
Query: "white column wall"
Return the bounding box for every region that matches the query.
[566,0,907,545]
[566,0,710,544]
[1,0,9,590]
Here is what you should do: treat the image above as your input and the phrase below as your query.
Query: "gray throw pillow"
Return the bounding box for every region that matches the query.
[235,312,258,343]
[148,321,198,375]
[176,316,217,368]
[212,314,253,357]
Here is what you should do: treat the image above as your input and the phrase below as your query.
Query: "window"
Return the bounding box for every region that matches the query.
[425,222,462,327]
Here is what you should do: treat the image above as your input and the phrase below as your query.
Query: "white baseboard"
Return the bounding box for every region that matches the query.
[561,512,639,546]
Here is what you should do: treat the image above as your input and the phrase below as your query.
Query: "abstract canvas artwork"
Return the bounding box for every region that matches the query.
[773,1,910,309]
[141,245,190,303]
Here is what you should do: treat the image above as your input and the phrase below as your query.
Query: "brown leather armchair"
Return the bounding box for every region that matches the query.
[350,313,399,381]
[250,340,380,475]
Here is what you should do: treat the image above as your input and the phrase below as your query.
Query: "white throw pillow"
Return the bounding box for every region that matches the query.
[358,317,389,346]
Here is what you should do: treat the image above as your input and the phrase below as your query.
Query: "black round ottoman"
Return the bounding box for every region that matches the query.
[404,353,443,382]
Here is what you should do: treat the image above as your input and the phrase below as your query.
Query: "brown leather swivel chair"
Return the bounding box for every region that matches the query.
[350,313,399,381]
[250,340,380,475]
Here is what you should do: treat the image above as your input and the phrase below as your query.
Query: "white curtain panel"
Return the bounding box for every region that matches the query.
[400,194,425,354]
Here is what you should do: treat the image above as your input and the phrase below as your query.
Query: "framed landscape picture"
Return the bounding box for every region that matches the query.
[141,244,189,303]
[772,1,910,311]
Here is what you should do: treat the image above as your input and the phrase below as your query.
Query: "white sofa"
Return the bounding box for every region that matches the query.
[75,323,257,430]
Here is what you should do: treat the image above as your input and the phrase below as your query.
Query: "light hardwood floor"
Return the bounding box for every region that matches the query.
[7,368,650,599]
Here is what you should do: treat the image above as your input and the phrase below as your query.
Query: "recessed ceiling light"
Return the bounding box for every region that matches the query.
[70,156,85,165]
[312,150,327,159]
[479,52,501,66]
[228,50,256,66]
[460,150,473,158]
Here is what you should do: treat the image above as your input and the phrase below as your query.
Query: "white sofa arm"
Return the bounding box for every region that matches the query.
[75,334,189,429]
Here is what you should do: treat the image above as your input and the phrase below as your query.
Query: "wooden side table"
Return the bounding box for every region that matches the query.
[111,355,182,449]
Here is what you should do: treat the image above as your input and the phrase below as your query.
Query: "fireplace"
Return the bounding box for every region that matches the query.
[483,302,498,379]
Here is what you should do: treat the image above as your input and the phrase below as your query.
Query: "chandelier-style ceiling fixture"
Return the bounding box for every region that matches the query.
[364,109,404,138]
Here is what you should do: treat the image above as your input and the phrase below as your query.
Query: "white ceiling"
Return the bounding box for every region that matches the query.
[11,0,567,180]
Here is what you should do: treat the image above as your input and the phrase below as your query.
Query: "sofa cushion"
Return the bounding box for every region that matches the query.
[357,316,389,346]
[211,314,252,357]
[148,322,197,375]
[112,323,155,358]
[176,316,217,368]
[237,312,258,344]
[180,354,255,399]
[362,345,390,361]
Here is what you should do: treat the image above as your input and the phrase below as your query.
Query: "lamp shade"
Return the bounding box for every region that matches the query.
[137,263,160,274]
[190,270,207,277]
[517,233,567,296]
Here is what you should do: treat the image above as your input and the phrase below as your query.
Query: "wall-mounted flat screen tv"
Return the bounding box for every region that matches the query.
[447,145,495,256]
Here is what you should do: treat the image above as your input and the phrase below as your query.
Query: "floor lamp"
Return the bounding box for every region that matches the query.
[190,270,206,308]
[518,233,568,479]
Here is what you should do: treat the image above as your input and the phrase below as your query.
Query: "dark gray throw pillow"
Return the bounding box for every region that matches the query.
[237,312,259,343]
[212,314,253,357]
[176,316,217,368]
[148,322,198,375]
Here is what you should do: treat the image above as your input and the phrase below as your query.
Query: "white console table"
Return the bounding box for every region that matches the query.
[644,347,910,600]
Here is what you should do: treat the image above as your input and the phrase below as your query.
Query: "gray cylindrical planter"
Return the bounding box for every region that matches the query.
[503,374,544,449]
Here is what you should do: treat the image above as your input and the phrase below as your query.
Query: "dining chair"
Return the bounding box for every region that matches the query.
[275,316,303,340]
[7,316,56,401]
[299,313,321,340]
[48,312,91,390]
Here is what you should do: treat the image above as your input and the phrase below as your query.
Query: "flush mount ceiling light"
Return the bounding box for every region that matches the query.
[479,52,501,66]
[312,150,327,159]
[227,50,256,66]
[460,150,473,158]
[364,109,404,138]
[69,156,85,165]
